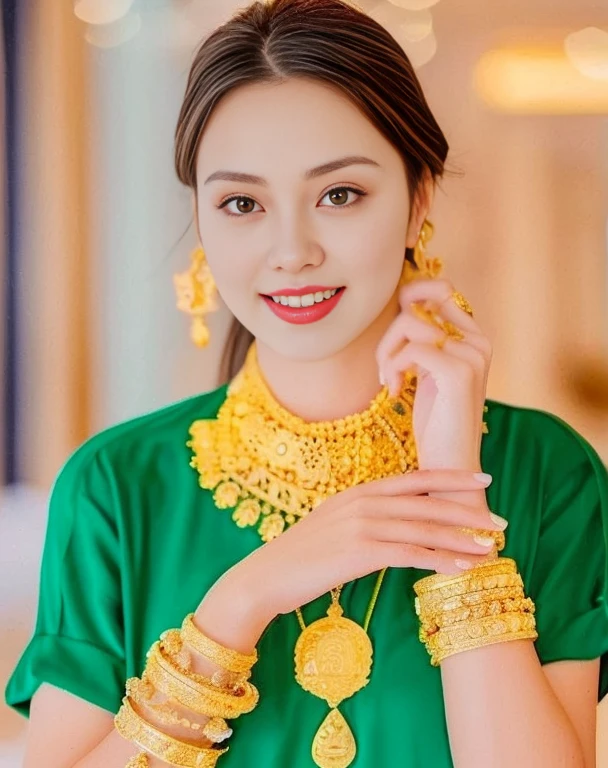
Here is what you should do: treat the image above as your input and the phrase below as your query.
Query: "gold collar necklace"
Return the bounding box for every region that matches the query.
[188,342,419,543]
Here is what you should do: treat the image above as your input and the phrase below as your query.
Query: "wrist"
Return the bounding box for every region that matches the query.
[194,574,274,656]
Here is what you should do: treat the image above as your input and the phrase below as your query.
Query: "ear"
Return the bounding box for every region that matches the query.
[405,168,435,248]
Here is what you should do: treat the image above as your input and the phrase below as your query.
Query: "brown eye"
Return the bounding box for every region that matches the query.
[235,198,256,213]
[329,189,349,205]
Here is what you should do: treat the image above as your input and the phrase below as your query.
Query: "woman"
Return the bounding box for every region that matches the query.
[5,1,608,766]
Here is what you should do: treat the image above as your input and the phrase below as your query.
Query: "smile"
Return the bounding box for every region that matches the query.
[261,287,346,325]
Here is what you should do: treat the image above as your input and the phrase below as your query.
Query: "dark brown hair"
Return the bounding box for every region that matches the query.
[174,0,449,384]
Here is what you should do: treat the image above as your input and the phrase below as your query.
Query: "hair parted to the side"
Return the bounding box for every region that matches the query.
[174,0,450,384]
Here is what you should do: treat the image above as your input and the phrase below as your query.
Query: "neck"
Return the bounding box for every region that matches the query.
[254,294,400,422]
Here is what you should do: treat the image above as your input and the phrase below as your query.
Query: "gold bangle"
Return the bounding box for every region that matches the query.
[126,677,233,744]
[144,641,259,719]
[163,626,251,691]
[427,611,538,666]
[114,696,229,767]
[181,613,258,674]
[414,557,518,598]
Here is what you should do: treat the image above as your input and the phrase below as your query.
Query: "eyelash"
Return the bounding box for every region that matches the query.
[216,185,368,218]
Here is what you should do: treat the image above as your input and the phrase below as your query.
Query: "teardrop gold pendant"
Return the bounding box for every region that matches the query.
[312,708,357,768]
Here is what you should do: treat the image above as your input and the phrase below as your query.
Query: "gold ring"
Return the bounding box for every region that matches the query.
[452,291,474,317]
[442,320,465,342]
[435,334,447,351]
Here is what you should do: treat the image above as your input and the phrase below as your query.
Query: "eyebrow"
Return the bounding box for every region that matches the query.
[203,155,381,186]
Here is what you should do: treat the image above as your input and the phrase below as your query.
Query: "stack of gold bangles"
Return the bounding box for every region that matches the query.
[413,528,538,666]
[114,612,260,767]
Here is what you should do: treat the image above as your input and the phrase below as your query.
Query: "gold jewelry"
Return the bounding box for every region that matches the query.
[294,569,387,768]
[125,677,233,744]
[144,639,259,719]
[188,342,419,543]
[180,613,256,689]
[174,246,218,348]
[414,558,538,666]
[400,219,444,286]
[125,753,149,768]
[115,695,229,767]
[452,291,474,317]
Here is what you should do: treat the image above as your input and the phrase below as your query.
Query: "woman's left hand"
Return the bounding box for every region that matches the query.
[376,278,492,473]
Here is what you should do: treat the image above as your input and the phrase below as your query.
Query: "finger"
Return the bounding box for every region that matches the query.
[355,493,504,531]
[362,517,497,556]
[342,468,493,499]
[374,541,496,576]
[384,340,473,396]
[376,311,444,373]
[340,469,492,501]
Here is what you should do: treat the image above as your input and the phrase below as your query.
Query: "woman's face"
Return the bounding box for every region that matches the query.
[195,77,422,362]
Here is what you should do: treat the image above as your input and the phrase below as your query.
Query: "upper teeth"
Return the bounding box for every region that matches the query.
[272,289,339,307]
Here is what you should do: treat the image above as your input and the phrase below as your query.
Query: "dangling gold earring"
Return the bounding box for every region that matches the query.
[173,246,218,348]
[399,218,444,286]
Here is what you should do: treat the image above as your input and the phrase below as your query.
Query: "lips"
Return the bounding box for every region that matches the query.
[261,287,346,325]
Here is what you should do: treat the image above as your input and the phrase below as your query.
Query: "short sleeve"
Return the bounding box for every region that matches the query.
[4,446,125,718]
[527,424,608,702]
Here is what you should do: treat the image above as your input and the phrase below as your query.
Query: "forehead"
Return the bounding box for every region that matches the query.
[196,78,394,180]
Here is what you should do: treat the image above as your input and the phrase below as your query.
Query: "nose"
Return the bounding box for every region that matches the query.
[266,221,325,274]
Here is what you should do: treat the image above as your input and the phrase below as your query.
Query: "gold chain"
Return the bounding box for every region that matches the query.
[295,568,388,633]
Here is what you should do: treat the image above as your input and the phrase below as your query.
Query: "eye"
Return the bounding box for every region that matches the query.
[217,195,263,217]
[319,186,367,209]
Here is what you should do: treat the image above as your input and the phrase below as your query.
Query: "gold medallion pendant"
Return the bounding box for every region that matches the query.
[295,574,386,768]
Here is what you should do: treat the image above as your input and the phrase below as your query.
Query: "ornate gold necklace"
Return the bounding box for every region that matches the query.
[188,342,418,543]
[295,569,387,768]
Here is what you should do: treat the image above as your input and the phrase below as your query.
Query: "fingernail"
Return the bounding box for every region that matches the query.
[455,559,475,570]
[473,535,495,547]
[489,512,508,530]
[473,472,493,486]
[379,369,386,386]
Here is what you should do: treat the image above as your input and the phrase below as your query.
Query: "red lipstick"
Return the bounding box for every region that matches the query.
[261,287,346,325]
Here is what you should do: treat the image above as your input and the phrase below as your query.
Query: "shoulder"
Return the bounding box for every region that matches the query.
[51,386,229,502]
[484,398,606,481]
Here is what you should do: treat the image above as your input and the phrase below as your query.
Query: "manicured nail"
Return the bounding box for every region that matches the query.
[379,369,386,386]
[473,535,495,548]
[473,472,493,486]
[455,559,475,570]
[489,512,508,530]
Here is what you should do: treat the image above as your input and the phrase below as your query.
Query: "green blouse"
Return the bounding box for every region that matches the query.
[5,387,608,767]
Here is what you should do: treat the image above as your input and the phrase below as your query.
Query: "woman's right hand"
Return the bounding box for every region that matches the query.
[195,469,507,646]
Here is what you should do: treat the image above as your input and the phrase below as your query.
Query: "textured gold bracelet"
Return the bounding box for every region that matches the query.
[114,696,229,767]
[427,611,538,666]
[414,557,519,599]
[126,677,233,744]
[415,575,525,618]
[162,627,251,691]
[144,641,259,719]
[181,613,258,674]
[417,586,529,641]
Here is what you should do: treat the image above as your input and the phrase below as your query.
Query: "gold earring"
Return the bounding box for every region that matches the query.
[173,246,218,348]
[399,219,444,286]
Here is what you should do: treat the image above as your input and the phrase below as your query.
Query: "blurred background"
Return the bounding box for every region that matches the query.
[1,0,607,764]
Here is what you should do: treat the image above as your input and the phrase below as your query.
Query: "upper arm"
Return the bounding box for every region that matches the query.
[543,659,600,768]
[24,684,114,768]
[4,447,126,720]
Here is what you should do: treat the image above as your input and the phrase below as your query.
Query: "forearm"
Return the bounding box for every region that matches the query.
[440,639,585,767]
[73,583,270,768]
